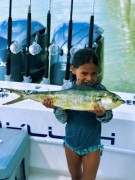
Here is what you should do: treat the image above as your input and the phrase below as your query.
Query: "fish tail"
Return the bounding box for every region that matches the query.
[2,88,28,105]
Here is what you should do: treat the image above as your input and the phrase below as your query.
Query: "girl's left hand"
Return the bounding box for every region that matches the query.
[93,103,106,117]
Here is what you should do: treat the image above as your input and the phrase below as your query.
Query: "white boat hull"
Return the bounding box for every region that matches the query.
[0,81,135,180]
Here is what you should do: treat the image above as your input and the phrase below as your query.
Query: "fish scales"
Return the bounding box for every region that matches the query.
[52,90,88,110]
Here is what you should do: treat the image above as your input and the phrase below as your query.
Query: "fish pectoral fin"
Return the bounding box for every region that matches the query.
[2,96,24,105]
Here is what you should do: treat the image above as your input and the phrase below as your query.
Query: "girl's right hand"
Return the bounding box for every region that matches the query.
[42,98,55,109]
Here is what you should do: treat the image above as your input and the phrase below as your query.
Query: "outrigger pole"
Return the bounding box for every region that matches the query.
[88,0,95,48]
[43,0,51,84]
[24,0,31,83]
[5,0,12,81]
[65,0,74,82]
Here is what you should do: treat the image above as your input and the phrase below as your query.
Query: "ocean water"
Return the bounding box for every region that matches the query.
[0,0,135,93]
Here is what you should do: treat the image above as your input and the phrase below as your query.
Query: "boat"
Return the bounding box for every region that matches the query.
[0,81,135,180]
[0,0,135,180]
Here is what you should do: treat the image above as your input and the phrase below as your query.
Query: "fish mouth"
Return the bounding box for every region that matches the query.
[116,99,123,106]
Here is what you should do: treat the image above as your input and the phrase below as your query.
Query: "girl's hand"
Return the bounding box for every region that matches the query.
[93,103,106,117]
[42,98,55,109]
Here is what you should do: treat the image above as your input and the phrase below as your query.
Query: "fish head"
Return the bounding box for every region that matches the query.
[99,91,123,110]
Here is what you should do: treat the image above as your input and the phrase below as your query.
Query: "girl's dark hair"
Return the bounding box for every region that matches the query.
[72,48,98,68]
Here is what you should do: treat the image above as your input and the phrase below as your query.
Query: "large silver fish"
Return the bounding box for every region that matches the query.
[2,84,123,111]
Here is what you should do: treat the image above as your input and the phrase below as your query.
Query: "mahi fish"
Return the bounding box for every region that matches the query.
[2,84,123,111]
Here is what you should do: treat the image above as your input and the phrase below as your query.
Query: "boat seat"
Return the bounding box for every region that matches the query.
[0,128,30,180]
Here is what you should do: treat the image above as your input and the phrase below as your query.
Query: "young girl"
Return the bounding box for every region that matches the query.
[42,48,113,180]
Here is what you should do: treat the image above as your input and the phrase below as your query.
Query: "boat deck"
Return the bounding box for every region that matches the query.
[28,168,71,180]
[28,168,116,180]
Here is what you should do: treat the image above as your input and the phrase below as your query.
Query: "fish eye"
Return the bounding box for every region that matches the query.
[96,97,101,101]
[96,95,102,102]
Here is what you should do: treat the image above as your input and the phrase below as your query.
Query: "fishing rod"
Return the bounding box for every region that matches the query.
[88,0,95,48]
[6,0,12,80]
[24,0,31,82]
[65,0,74,81]
[43,0,51,84]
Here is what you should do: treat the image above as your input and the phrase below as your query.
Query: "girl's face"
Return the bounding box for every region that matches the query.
[71,63,98,85]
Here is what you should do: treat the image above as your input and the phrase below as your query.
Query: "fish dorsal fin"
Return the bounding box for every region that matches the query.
[70,83,97,91]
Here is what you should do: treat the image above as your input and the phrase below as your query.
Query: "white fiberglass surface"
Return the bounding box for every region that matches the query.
[28,168,70,180]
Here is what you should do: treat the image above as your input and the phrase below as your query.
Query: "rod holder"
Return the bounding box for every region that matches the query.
[4,75,11,81]
[42,77,49,84]
[23,76,31,83]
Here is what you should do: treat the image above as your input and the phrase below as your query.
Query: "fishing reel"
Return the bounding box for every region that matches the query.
[10,33,42,56]
[48,41,99,57]
[48,44,63,56]
[10,41,22,54]
[29,33,42,55]
[29,42,42,55]
[48,44,81,57]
